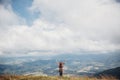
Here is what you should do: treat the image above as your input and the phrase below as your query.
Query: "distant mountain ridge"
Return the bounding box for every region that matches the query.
[0,53,119,76]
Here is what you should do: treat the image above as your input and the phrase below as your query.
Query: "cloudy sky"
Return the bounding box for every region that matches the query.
[0,0,120,56]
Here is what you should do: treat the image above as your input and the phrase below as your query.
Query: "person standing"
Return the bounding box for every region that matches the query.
[58,62,64,76]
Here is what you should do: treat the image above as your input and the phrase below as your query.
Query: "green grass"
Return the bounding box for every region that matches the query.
[0,75,118,80]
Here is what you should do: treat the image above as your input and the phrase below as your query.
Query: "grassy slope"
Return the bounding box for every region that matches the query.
[0,75,118,80]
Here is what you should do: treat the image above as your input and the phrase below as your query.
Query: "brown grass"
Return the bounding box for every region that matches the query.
[0,75,118,80]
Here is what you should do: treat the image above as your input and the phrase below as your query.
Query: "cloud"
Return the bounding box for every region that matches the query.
[0,0,25,30]
[29,0,120,51]
[115,0,120,3]
[0,0,120,56]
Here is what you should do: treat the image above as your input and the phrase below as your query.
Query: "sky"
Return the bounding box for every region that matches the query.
[0,0,120,57]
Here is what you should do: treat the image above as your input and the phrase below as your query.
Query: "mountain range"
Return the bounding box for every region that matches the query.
[0,53,120,76]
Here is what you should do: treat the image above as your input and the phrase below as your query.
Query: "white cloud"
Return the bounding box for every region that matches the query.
[29,0,120,52]
[0,4,25,30]
[0,0,120,56]
[77,66,93,73]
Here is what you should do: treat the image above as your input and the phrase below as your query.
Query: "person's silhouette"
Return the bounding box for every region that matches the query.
[58,62,64,76]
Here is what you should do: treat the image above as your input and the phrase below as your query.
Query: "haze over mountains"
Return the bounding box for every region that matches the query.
[0,52,119,76]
